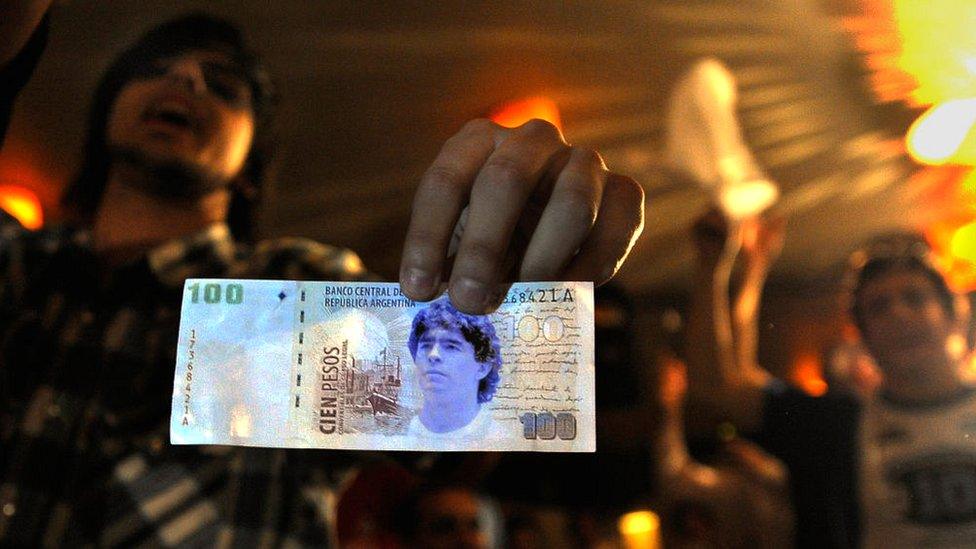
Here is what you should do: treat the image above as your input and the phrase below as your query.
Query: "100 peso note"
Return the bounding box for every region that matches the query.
[171,279,595,452]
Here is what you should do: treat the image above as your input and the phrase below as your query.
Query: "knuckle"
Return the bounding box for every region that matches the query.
[420,165,464,195]
[560,153,604,188]
[569,205,601,235]
[404,225,445,251]
[518,118,562,141]
[462,117,498,136]
[459,238,504,270]
[400,243,437,269]
[556,178,600,222]
[482,156,530,188]
[403,226,450,263]
[570,147,607,171]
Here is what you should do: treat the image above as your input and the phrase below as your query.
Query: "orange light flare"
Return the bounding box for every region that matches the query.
[962,352,976,385]
[923,203,976,293]
[488,96,563,133]
[889,1,976,108]
[849,1,976,167]
[0,185,43,230]
[906,165,976,292]
[0,146,60,231]
[658,353,688,410]
[844,2,976,289]
[618,510,662,549]
[847,0,976,109]
[789,350,828,397]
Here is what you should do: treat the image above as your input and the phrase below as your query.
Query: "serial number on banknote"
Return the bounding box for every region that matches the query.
[179,329,197,426]
[499,287,577,305]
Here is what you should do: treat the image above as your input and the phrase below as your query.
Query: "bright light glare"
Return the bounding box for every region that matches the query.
[950,220,976,263]
[618,510,660,536]
[906,99,976,165]
[892,0,976,105]
[719,180,780,220]
[618,510,661,549]
[0,185,43,230]
[923,208,976,293]
[790,352,828,397]
[489,97,563,132]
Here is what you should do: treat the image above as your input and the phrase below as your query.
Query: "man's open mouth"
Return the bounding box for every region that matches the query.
[143,99,197,132]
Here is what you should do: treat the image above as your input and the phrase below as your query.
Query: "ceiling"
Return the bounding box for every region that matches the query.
[0,0,947,296]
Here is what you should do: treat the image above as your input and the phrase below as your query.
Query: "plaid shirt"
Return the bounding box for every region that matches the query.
[0,217,373,546]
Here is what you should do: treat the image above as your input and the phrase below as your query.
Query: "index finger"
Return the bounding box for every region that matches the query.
[399,119,504,301]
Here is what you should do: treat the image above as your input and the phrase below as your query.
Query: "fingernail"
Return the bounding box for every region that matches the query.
[401,268,437,298]
[452,277,490,312]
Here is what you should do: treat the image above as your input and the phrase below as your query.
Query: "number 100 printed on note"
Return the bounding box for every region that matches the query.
[171,280,595,452]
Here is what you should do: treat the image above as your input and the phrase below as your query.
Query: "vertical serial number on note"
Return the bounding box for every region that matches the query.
[181,329,196,426]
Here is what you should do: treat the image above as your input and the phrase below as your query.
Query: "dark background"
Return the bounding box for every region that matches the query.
[0,0,939,298]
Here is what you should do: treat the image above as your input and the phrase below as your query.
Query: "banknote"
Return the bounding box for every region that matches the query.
[171,279,595,452]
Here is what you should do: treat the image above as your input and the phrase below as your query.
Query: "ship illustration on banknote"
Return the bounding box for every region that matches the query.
[346,347,422,426]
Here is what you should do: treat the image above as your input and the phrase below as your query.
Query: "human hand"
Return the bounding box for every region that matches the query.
[399,118,645,314]
[690,208,739,267]
[740,214,786,270]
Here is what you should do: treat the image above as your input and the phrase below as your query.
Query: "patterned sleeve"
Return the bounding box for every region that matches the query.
[245,237,381,282]
[0,209,30,310]
[0,213,68,409]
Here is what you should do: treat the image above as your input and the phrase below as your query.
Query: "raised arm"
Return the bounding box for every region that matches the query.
[653,355,794,547]
[686,210,739,386]
[684,210,766,432]
[731,216,785,385]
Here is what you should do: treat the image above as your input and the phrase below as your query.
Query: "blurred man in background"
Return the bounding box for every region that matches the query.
[396,484,498,549]
[686,209,976,547]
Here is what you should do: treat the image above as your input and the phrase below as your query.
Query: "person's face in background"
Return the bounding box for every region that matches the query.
[415,327,490,403]
[106,49,255,187]
[413,488,490,549]
[856,268,957,379]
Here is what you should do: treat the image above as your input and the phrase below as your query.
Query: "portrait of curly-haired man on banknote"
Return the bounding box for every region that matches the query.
[406,297,502,437]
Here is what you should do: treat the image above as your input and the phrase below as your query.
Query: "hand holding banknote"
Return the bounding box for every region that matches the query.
[172,120,643,453]
[399,118,645,314]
